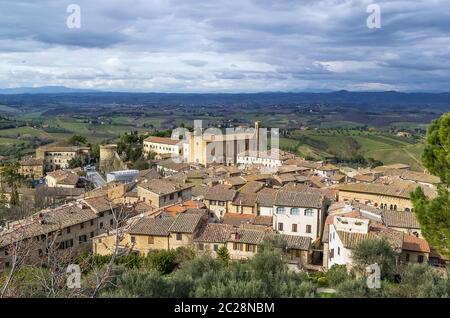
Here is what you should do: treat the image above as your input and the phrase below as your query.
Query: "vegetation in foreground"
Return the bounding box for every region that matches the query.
[1,239,449,298]
[412,112,450,258]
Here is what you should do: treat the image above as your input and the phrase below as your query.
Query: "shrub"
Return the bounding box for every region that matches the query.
[147,250,177,274]
[326,264,349,287]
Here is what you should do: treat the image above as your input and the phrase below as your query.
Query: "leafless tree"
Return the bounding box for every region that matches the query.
[88,204,137,298]
[0,227,33,298]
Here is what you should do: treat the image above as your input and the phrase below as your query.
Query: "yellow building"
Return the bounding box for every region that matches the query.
[226,228,311,264]
[137,179,193,208]
[93,212,205,255]
[183,124,259,166]
[337,183,436,212]
[203,184,237,219]
[0,203,98,271]
[167,213,204,250]
[36,143,90,172]
[45,169,80,188]
[194,223,234,257]
[19,157,44,179]
[401,234,430,264]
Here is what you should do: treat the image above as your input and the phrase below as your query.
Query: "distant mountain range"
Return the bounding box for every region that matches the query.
[0,86,449,112]
[0,86,100,94]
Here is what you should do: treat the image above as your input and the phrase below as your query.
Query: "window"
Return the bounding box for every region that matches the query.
[338,247,340,255]
[306,225,312,233]
[90,232,94,238]
[406,253,410,262]
[79,235,87,243]
[211,200,217,205]
[276,207,286,214]
[278,222,284,231]
[304,208,314,216]
[90,220,94,226]
[100,222,104,229]
[290,208,300,215]
[330,248,334,258]
[213,244,219,251]
[67,227,71,234]
[292,224,297,232]
[4,249,9,256]
[110,219,114,226]
[66,239,73,248]
[170,194,174,200]
[198,243,204,251]
[130,236,136,243]
[148,236,154,244]
[233,242,239,251]
[418,255,424,263]
[176,233,182,241]
[218,201,225,206]
[246,244,256,252]
[80,223,84,229]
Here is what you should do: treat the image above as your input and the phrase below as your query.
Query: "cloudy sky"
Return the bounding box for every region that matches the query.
[1,0,449,92]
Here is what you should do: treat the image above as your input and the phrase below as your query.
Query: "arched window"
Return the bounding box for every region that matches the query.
[390,204,393,210]
[291,208,300,216]
[304,208,314,216]
[394,205,397,211]
[276,207,286,214]
[405,208,410,212]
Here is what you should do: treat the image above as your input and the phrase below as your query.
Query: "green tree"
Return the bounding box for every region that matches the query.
[326,264,349,287]
[101,269,168,298]
[351,238,398,279]
[1,161,22,206]
[421,112,450,185]
[216,246,230,264]
[68,156,86,169]
[382,264,450,298]
[411,187,450,257]
[147,250,177,274]
[412,112,450,257]
[68,135,87,146]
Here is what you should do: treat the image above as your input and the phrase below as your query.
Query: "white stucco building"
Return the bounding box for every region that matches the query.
[143,136,181,157]
[272,190,326,240]
[237,149,294,169]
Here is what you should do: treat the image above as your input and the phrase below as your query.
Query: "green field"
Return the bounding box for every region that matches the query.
[280,129,425,171]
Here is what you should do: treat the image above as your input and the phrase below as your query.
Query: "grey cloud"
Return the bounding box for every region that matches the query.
[0,0,449,92]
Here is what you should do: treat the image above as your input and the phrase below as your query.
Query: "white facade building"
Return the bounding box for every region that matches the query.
[272,190,325,240]
[143,136,181,157]
[237,149,294,169]
[328,217,370,268]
